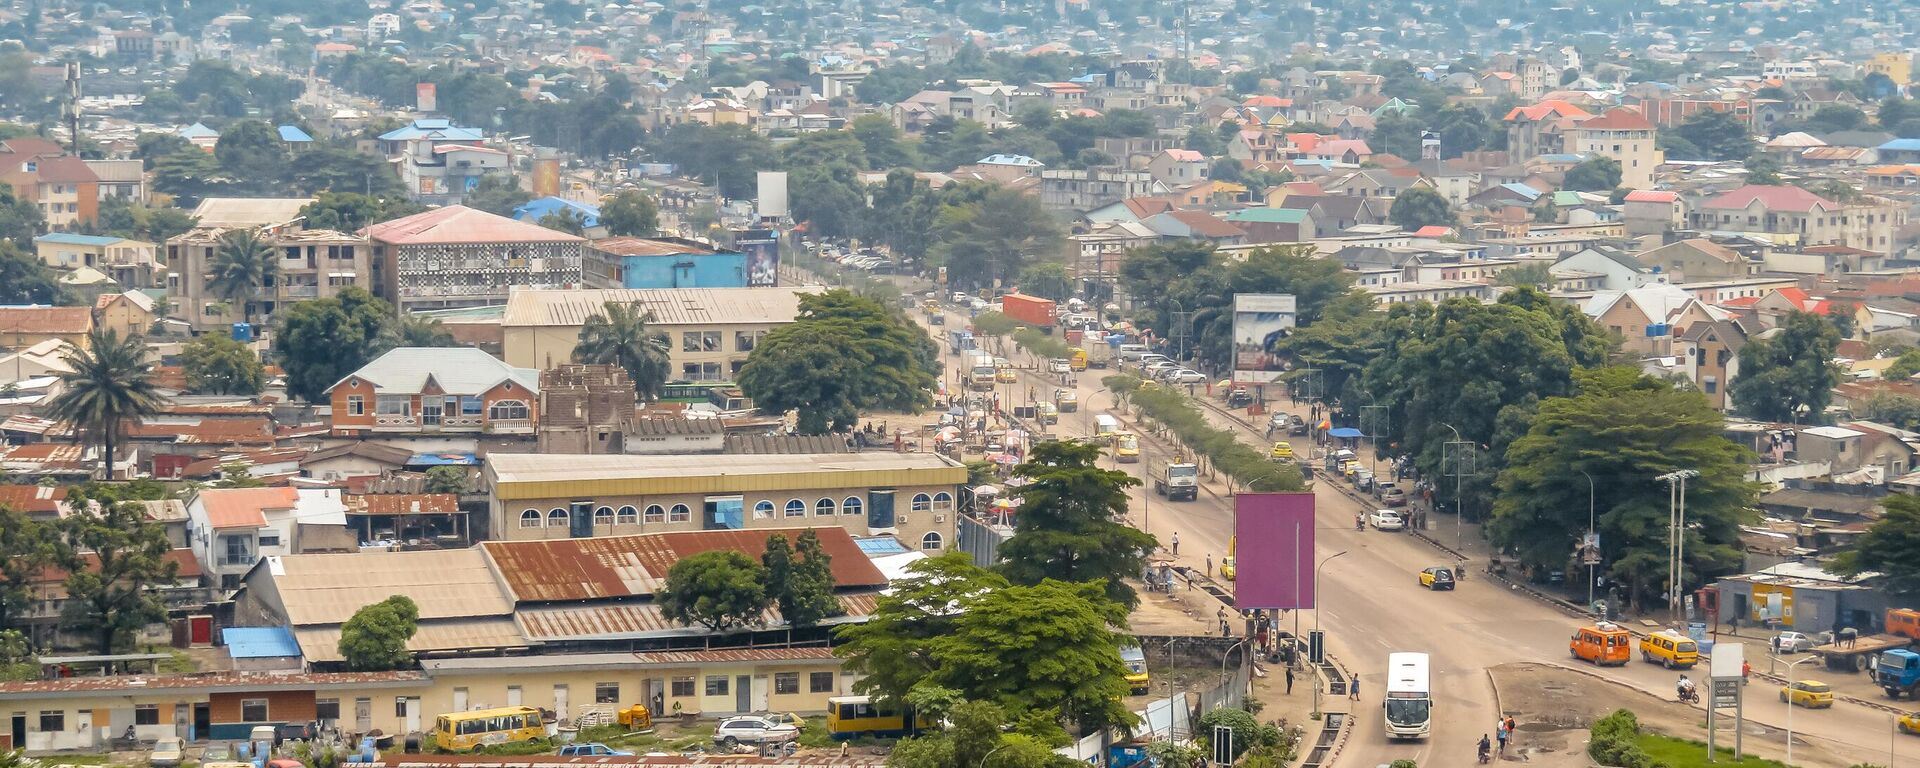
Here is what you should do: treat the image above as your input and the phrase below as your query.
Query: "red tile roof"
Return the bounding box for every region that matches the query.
[194,487,298,529]
[482,526,887,603]
[1504,100,1592,122]
[362,205,585,246]
[1701,185,1837,213]
[1578,107,1655,131]
[1162,210,1247,238]
[0,484,69,515]
[0,306,92,335]
[1624,190,1678,203]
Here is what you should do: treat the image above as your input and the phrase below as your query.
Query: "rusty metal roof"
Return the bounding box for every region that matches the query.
[350,753,883,767]
[0,671,426,698]
[483,527,887,604]
[514,592,878,642]
[295,618,529,663]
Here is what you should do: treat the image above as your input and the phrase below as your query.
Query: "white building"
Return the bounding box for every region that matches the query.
[186,487,349,592]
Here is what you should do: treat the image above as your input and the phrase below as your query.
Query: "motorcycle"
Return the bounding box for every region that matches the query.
[1677,685,1700,704]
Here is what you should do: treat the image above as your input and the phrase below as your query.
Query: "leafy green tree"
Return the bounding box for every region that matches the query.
[46,329,161,479]
[658,550,769,633]
[1886,348,1920,381]
[928,187,1063,291]
[997,440,1157,609]
[1146,739,1206,768]
[1730,310,1842,422]
[0,181,44,248]
[148,148,228,205]
[538,209,588,236]
[1564,156,1623,191]
[392,315,457,347]
[927,578,1135,732]
[599,189,659,237]
[207,228,280,324]
[1429,103,1492,158]
[1198,707,1284,762]
[0,507,56,634]
[1830,493,1920,595]
[658,122,774,198]
[788,162,868,240]
[1370,112,1424,159]
[0,241,70,305]
[213,120,287,190]
[1745,157,1784,185]
[462,174,532,217]
[1387,187,1456,230]
[922,116,994,171]
[739,290,936,433]
[837,553,1010,707]
[1490,368,1756,610]
[1184,123,1227,157]
[272,287,398,402]
[1495,262,1556,288]
[571,301,670,400]
[1672,110,1754,161]
[1806,105,1868,133]
[423,466,470,495]
[55,495,180,654]
[763,531,840,627]
[181,334,265,395]
[337,595,420,671]
[851,114,920,169]
[1017,263,1072,301]
[1880,98,1920,129]
[284,144,409,198]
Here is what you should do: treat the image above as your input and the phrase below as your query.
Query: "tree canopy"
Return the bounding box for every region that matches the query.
[739,290,936,433]
[272,287,398,402]
[1387,187,1456,230]
[338,595,420,671]
[762,530,841,627]
[181,334,265,395]
[1729,310,1841,422]
[1830,493,1920,596]
[658,550,770,632]
[572,301,672,400]
[55,492,181,654]
[996,440,1156,609]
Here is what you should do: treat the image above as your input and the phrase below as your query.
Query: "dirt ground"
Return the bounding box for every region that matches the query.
[1490,662,1858,768]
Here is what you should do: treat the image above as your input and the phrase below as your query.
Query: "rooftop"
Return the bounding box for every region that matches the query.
[0,306,91,335]
[501,287,817,327]
[487,451,963,490]
[192,487,297,529]
[589,236,736,258]
[189,198,315,229]
[0,671,426,698]
[482,526,887,603]
[252,548,515,626]
[328,347,538,397]
[362,205,585,246]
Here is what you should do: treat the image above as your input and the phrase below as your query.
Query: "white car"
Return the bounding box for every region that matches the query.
[1144,362,1180,378]
[712,716,799,746]
[1049,359,1072,374]
[1369,509,1405,531]
[1166,369,1206,384]
[1773,631,1817,653]
[150,736,185,767]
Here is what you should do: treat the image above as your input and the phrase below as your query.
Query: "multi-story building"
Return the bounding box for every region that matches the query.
[1565,107,1663,190]
[1038,168,1162,214]
[326,347,541,438]
[1503,100,1591,162]
[501,286,814,380]
[375,118,510,205]
[0,137,100,230]
[185,487,349,591]
[83,159,148,204]
[167,225,371,330]
[363,205,585,314]
[1688,185,1906,256]
[31,233,160,288]
[582,237,747,289]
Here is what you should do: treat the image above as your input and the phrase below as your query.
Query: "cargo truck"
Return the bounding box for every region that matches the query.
[1001,293,1057,330]
[1150,460,1199,501]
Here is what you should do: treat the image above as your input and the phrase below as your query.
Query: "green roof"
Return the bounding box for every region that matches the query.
[1550,190,1585,207]
[1225,207,1309,224]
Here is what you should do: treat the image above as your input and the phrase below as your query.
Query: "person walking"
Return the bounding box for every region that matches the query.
[1171,531,1180,555]
[1496,724,1508,754]
[1349,674,1360,700]
[1285,667,1295,695]
[1206,554,1213,578]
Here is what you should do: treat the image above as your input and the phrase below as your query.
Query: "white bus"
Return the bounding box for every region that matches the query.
[1384,652,1432,739]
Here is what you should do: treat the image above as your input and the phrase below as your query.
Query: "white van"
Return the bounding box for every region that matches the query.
[1095,414,1120,437]
[1117,344,1151,361]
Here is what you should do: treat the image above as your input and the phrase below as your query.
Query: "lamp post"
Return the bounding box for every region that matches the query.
[1310,550,1349,719]
[1579,469,1596,611]
[1439,422,1469,549]
[978,742,1011,768]
[1781,655,1816,767]
[1656,469,1699,622]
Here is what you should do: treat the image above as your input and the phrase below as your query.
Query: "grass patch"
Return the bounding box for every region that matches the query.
[35,754,117,765]
[1636,734,1791,768]
[155,650,197,674]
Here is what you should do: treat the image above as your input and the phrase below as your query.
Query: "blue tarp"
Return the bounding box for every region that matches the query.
[223,627,300,658]
[1327,427,1365,438]
[407,452,480,466]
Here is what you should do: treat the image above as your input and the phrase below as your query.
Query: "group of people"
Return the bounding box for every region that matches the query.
[1477,715,1518,762]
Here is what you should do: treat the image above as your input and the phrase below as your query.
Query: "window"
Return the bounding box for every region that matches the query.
[461,396,483,415]
[376,395,412,416]
[683,332,702,352]
[669,504,691,523]
[595,683,620,703]
[932,492,954,511]
[785,499,806,517]
[921,532,944,550]
[347,395,365,416]
[394,698,414,717]
[38,711,62,732]
[843,496,862,516]
[735,331,759,352]
[700,331,722,351]
[617,505,638,524]
[671,677,695,697]
[135,704,160,725]
[548,507,568,526]
[911,493,932,512]
[645,504,666,523]
[489,400,529,420]
[258,533,282,548]
[816,497,836,516]
[705,675,729,696]
[594,506,614,526]
[809,671,835,693]
[774,672,799,695]
[242,699,269,722]
[316,699,340,721]
[754,500,775,519]
[520,509,542,528]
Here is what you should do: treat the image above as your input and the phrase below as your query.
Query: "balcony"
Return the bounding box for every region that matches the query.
[217,554,256,569]
[283,285,320,299]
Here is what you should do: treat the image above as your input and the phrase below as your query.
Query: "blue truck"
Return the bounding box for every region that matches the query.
[1878,648,1920,699]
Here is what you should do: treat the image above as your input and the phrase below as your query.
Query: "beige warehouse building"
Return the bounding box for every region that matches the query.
[501,287,817,381]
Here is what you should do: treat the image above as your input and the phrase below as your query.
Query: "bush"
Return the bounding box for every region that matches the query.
[1103,374,1306,492]
[1586,709,1658,768]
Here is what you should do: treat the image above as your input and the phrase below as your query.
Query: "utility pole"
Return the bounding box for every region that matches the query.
[1656,469,1698,622]
[1359,404,1387,481]
[63,60,81,154]
[1440,423,1473,549]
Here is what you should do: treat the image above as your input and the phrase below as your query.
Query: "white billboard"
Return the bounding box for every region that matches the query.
[756,171,789,219]
[1232,293,1297,384]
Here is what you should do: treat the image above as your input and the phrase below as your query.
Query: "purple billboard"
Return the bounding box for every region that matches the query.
[1233,492,1316,610]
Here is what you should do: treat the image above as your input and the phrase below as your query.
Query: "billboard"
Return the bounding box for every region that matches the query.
[531,157,562,198]
[1232,492,1315,610]
[757,171,789,218]
[416,83,437,113]
[736,228,779,287]
[1232,293,1297,384]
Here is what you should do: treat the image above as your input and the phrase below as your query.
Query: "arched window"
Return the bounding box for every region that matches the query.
[784,499,806,517]
[911,493,932,513]
[933,491,954,510]
[921,532,944,550]
[843,496,863,516]
[617,506,638,524]
[816,497,836,516]
[548,507,568,526]
[594,506,614,526]
[644,505,666,524]
[754,500,776,519]
[489,400,530,420]
[520,509,542,528]
[669,504,691,523]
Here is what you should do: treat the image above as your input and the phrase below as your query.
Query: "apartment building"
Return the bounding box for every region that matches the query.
[167,226,371,330]
[1565,107,1663,190]
[363,205,585,314]
[1688,185,1905,256]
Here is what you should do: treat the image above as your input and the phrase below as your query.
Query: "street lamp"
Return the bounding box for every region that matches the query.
[1439,422,1469,549]
[1656,469,1699,621]
[1780,655,1816,767]
[978,742,1011,768]
[1578,469,1597,611]
[1310,550,1349,719]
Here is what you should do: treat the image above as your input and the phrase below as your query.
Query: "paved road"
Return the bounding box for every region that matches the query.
[920,310,1904,767]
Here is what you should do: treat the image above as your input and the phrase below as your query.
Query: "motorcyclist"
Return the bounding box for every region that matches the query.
[1677,674,1696,701]
[1355,512,1366,531]
[1477,734,1491,763]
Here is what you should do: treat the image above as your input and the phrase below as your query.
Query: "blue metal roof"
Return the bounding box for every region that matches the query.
[34,233,123,246]
[1879,139,1920,151]
[854,536,911,555]
[1500,182,1544,200]
[378,119,484,142]
[512,196,602,227]
[223,627,301,659]
[178,122,219,139]
[277,125,313,143]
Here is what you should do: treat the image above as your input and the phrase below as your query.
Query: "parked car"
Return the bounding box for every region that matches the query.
[712,716,799,746]
[758,712,807,729]
[1166,369,1206,384]
[1269,412,1292,433]
[1773,631,1817,653]
[1049,358,1072,374]
[558,744,633,757]
[150,737,185,767]
[1369,509,1405,531]
[1381,487,1409,507]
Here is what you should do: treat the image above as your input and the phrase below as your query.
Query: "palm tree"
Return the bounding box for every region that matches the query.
[572,301,671,400]
[392,314,457,347]
[206,228,279,325]
[45,329,162,480]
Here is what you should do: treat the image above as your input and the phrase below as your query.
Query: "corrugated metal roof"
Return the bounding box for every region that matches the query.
[421,647,837,674]
[483,527,887,603]
[500,287,818,327]
[294,618,529,663]
[363,205,584,245]
[346,753,881,767]
[487,452,964,500]
[329,347,539,396]
[0,671,425,697]
[515,593,878,641]
[267,549,515,625]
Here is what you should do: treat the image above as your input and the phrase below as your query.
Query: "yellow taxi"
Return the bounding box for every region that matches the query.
[994,359,1017,383]
[1220,537,1237,581]
[1417,566,1456,591]
[1781,680,1834,709]
[1269,441,1295,460]
[1899,711,1920,734]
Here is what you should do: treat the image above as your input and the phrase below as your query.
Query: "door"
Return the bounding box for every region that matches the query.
[452,688,468,712]
[641,680,662,718]
[10,713,25,752]
[77,710,93,746]
[420,401,443,427]
[353,699,370,733]
[506,686,522,707]
[553,684,569,723]
[192,703,210,741]
[403,697,420,734]
[174,702,189,739]
[750,676,768,712]
[868,490,896,529]
[734,676,750,713]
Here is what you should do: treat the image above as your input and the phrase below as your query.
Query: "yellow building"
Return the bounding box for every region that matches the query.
[501,287,816,381]
[1869,52,1913,87]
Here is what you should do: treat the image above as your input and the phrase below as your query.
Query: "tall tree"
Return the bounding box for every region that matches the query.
[46,329,161,479]
[272,287,397,403]
[1490,368,1757,610]
[658,550,769,633]
[1671,110,1754,161]
[739,290,936,433]
[55,496,180,654]
[180,334,265,395]
[338,595,420,671]
[1563,156,1623,191]
[212,120,287,190]
[928,187,1063,291]
[0,242,70,305]
[598,189,659,237]
[462,175,532,217]
[571,301,671,400]
[1830,493,1920,596]
[1729,310,1842,422]
[0,508,56,635]
[836,553,1010,706]
[392,315,458,347]
[1387,187,1456,230]
[1017,262,1072,301]
[996,440,1157,609]
[926,578,1135,732]
[206,228,280,324]
[762,531,840,627]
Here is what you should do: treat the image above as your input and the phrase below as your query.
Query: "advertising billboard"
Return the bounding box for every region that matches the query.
[1232,492,1315,610]
[416,83,437,113]
[1232,294,1296,384]
[736,229,779,287]
[757,171,789,218]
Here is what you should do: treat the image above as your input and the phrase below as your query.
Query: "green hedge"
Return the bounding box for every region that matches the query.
[1102,374,1305,492]
[1013,327,1072,360]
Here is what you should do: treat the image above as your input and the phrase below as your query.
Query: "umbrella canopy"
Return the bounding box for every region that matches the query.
[987,452,1019,464]
[973,484,999,495]
[1328,427,1365,439]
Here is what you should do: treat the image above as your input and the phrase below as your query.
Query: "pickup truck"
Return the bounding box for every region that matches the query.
[558,743,634,757]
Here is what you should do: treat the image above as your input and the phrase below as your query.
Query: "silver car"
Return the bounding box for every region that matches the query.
[712,716,799,746]
[1773,631,1816,653]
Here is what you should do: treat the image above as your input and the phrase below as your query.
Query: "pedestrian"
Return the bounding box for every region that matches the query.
[1496,724,1508,753]
[1285,667,1295,695]
[1349,674,1360,700]
[1504,716,1515,738]
[1206,553,1213,577]
[1742,660,1751,685]
[1771,634,1781,655]
[1171,531,1180,555]
[1221,619,1230,637]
